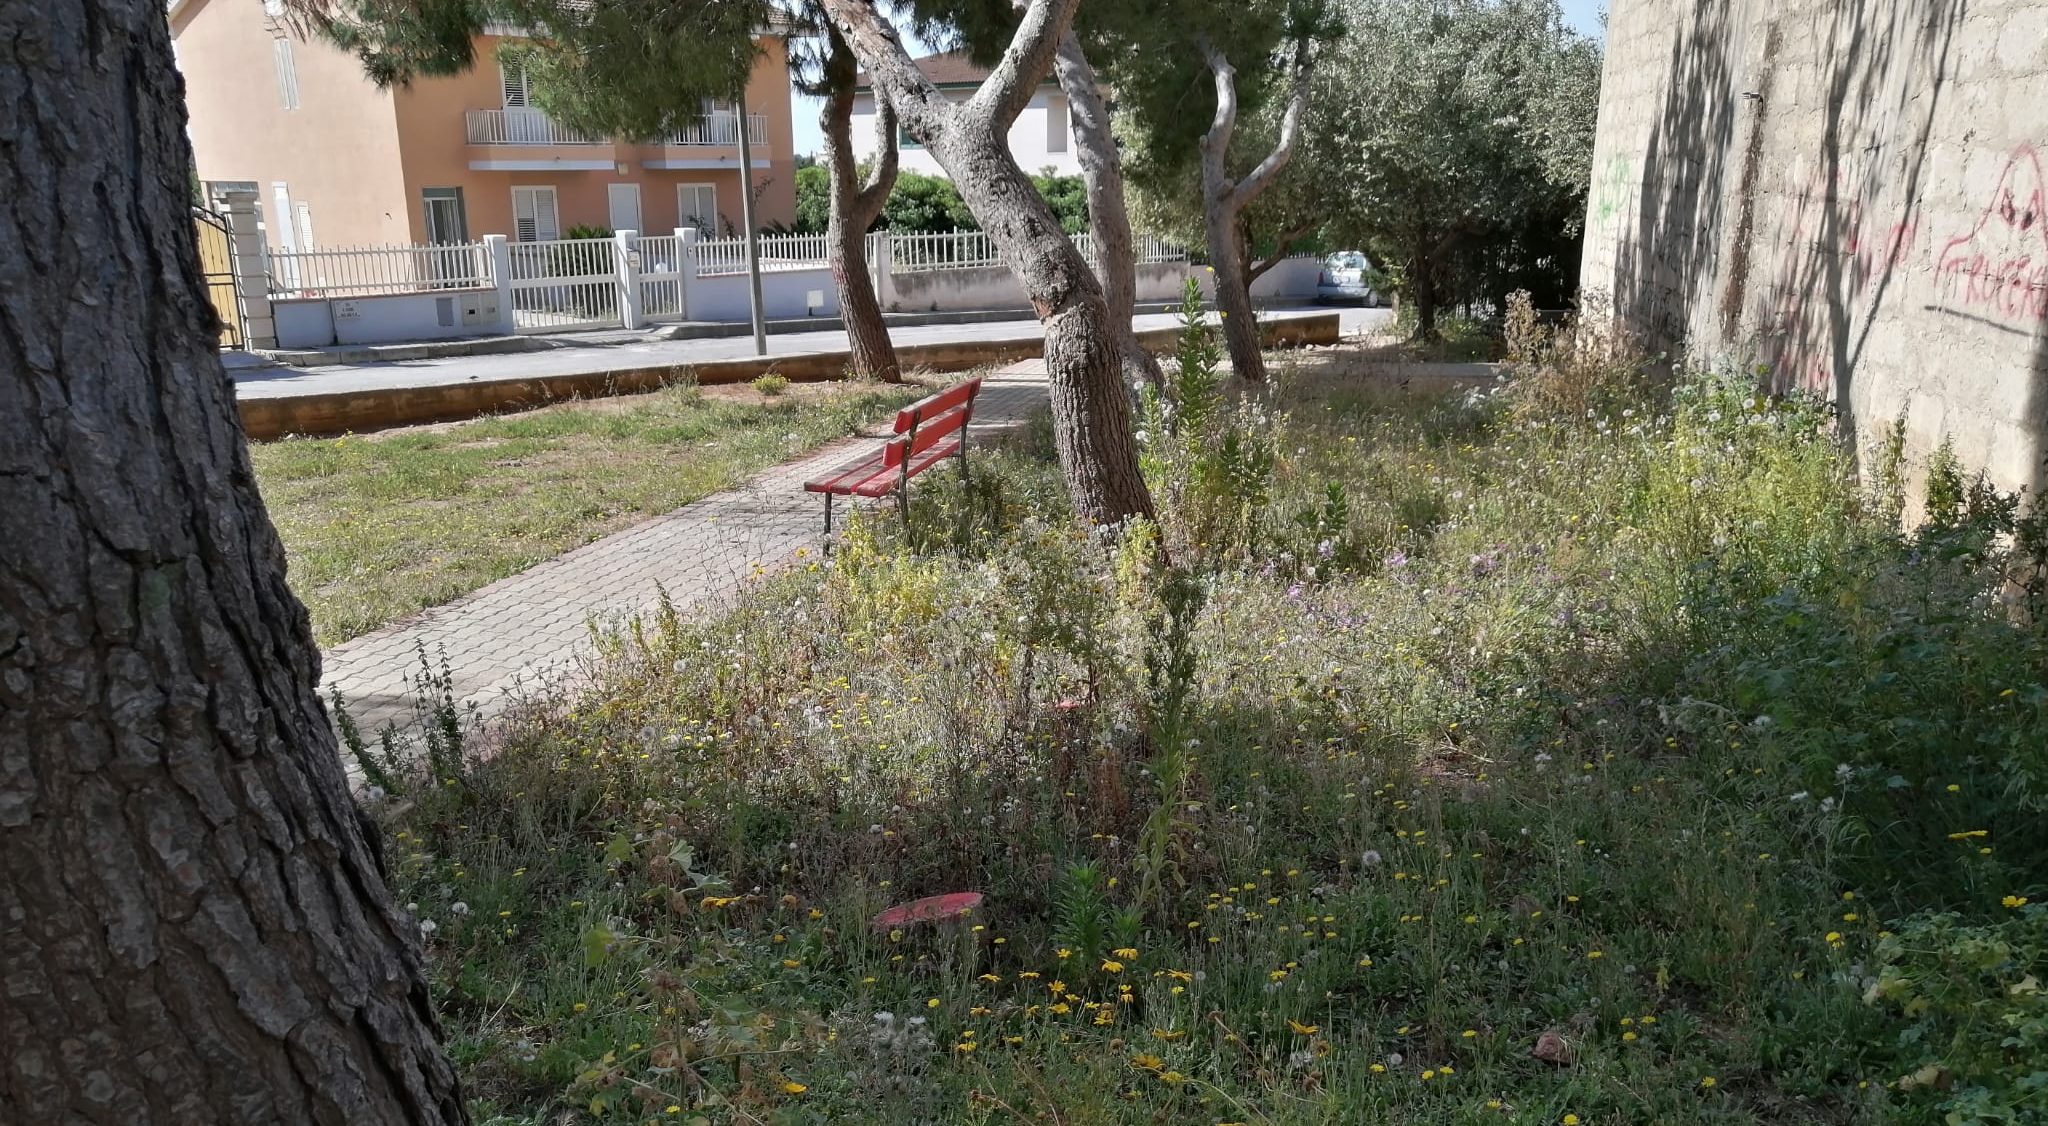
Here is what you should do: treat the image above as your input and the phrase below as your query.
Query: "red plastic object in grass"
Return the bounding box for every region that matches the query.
[871,892,985,931]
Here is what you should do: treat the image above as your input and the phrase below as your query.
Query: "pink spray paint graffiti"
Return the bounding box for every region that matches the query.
[1934,145,2048,323]
[1759,161,1921,393]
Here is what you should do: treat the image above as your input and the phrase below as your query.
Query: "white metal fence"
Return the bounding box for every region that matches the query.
[666,113,769,147]
[694,233,831,277]
[637,234,688,322]
[265,228,1205,336]
[464,108,601,146]
[267,242,491,299]
[507,237,620,333]
[891,230,1002,273]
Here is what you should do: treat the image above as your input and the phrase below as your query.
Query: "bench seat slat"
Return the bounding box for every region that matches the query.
[803,451,893,496]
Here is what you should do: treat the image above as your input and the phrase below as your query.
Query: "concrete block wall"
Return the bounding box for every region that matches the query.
[1582,0,2048,496]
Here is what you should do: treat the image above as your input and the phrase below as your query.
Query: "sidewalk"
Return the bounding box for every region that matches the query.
[320,361,1053,737]
[235,305,1379,402]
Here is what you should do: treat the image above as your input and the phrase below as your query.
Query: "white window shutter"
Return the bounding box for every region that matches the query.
[272,37,300,110]
[512,188,538,241]
[677,185,715,231]
[501,60,528,107]
[534,187,559,241]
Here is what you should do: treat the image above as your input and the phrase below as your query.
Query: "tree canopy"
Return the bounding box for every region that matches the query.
[306,0,770,137]
[1311,0,1601,330]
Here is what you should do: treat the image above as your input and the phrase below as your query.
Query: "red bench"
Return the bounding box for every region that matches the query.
[804,376,982,535]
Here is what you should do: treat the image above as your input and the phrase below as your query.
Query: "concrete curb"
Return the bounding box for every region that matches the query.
[239,313,1342,440]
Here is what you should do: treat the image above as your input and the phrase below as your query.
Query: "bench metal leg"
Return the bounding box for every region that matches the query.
[821,492,835,556]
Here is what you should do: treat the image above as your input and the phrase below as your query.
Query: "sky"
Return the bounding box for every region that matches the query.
[785,0,1609,159]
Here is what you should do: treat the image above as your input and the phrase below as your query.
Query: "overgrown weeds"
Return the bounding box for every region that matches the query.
[353,310,2048,1125]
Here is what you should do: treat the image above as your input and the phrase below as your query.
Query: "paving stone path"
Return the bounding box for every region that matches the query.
[320,361,1050,735]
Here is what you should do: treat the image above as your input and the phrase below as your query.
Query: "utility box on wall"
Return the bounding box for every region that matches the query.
[462,293,501,327]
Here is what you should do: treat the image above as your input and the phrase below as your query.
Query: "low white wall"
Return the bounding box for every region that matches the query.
[273,289,512,349]
[879,257,1318,313]
[689,269,840,322]
[1250,257,1324,299]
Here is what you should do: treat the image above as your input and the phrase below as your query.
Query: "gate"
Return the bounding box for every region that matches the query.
[192,207,243,348]
[507,237,620,333]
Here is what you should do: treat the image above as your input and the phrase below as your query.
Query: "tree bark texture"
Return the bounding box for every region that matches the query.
[1198,38,1316,384]
[1052,31,1165,391]
[0,4,466,1123]
[826,0,1156,527]
[822,25,901,382]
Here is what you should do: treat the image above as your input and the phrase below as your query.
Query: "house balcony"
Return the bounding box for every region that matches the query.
[466,108,601,146]
[463,109,772,173]
[642,113,771,172]
[666,113,768,148]
[463,108,621,172]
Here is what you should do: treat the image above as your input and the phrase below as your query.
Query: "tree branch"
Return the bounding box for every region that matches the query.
[821,0,954,141]
[1199,37,1240,194]
[1228,36,1317,212]
[856,93,899,218]
[967,0,1081,129]
[1249,221,1318,282]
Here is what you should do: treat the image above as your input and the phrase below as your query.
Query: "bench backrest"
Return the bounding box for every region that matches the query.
[893,377,981,435]
[883,377,981,470]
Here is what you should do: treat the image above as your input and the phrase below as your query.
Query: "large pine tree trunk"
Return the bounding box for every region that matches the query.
[822,27,900,382]
[1053,31,1165,391]
[947,142,1155,526]
[0,4,466,1123]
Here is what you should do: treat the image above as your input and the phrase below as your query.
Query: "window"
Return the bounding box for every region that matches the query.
[294,201,317,250]
[897,122,924,151]
[272,37,300,110]
[422,188,469,244]
[500,59,531,108]
[677,183,717,232]
[1046,95,1068,153]
[511,185,560,242]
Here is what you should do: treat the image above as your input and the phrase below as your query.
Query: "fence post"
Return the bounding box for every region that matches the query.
[210,187,276,349]
[675,227,700,322]
[483,234,516,334]
[869,231,894,311]
[615,229,643,330]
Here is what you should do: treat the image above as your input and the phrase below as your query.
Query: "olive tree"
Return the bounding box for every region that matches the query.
[1313,0,1601,338]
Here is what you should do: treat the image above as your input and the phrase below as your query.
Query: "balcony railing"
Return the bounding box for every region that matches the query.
[666,113,768,147]
[465,108,601,146]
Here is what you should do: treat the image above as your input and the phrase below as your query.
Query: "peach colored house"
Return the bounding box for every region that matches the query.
[170,0,797,251]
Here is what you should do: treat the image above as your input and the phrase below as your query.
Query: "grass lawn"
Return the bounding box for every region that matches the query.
[350,313,2047,1125]
[251,379,925,646]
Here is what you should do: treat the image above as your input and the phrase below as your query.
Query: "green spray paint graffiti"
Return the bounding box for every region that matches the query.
[1592,154,1635,226]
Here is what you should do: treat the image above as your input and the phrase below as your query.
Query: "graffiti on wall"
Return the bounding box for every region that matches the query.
[1933,145,2048,324]
[1591,154,1635,228]
[1756,156,1921,393]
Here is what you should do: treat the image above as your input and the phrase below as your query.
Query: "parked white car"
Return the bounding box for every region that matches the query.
[1317,251,1383,306]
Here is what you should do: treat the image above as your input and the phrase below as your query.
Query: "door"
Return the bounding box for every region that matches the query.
[607,183,642,234]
